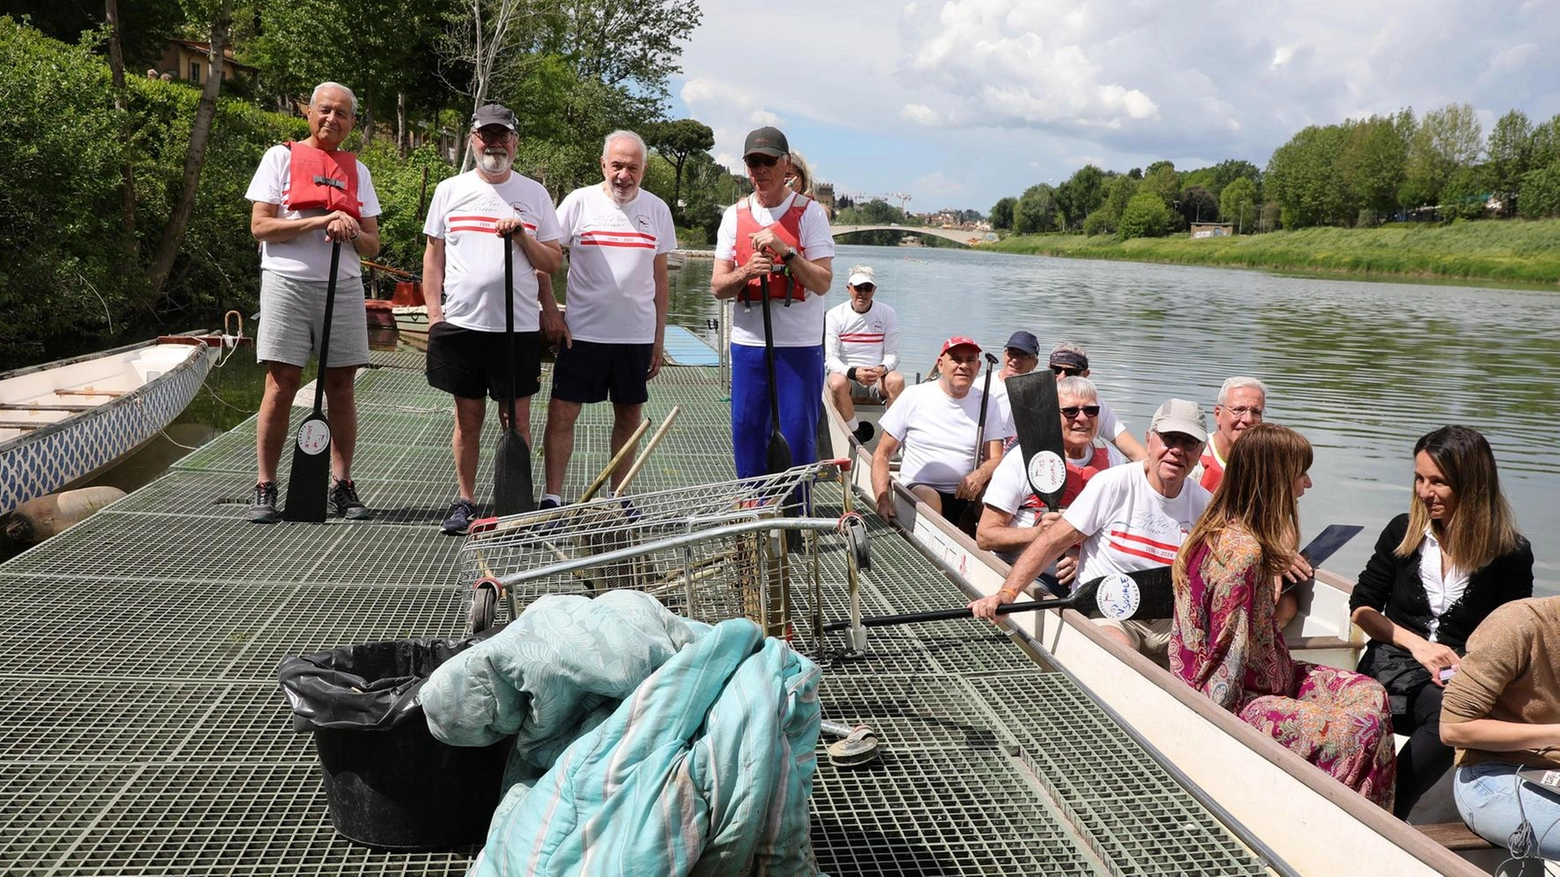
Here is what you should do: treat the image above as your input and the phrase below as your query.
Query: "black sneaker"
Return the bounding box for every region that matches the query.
[331,479,373,520]
[248,481,279,524]
[442,498,477,535]
[852,421,875,443]
[619,497,642,523]
[537,497,562,511]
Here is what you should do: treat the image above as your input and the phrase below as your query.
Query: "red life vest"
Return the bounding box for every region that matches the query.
[1199,447,1225,492]
[734,195,810,301]
[284,142,361,220]
[1020,444,1113,515]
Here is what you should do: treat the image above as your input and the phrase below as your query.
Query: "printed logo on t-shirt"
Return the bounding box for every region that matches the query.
[635,214,652,232]
[1102,514,1190,564]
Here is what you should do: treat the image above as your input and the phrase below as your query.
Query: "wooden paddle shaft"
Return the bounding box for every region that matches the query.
[612,405,682,494]
[578,418,653,503]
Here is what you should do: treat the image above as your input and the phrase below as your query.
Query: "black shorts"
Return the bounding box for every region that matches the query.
[425,322,542,401]
[550,340,653,405]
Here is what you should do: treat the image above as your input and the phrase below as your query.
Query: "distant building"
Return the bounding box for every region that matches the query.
[815,182,835,219]
[1189,222,1234,239]
[155,40,257,87]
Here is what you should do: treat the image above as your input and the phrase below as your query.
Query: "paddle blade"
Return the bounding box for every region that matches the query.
[1006,369,1066,511]
[492,428,534,517]
[282,412,331,522]
[766,427,792,475]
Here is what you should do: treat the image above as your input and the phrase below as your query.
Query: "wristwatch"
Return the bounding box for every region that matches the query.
[781,250,797,263]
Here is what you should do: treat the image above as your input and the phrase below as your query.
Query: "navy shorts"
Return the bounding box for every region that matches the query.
[425,322,542,401]
[551,340,653,405]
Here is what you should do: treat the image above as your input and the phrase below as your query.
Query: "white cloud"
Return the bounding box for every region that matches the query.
[749,110,781,127]
[913,172,966,200]
[901,103,942,126]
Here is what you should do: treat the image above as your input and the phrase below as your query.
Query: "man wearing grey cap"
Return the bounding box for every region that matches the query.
[711,126,836,478]
[421,103,565,534]
[825,264,904,443]
[971,398,1213,661]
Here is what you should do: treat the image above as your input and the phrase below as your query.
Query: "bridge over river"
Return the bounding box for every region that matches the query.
[831,224,995,246]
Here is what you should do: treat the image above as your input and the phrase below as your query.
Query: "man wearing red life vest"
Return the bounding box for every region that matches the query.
[539,130,676,510]
[422,104,565,535]
[976,375,1126,576]
[710,127,835,479]
[1192,376,1267,492]
[245,81,382,523]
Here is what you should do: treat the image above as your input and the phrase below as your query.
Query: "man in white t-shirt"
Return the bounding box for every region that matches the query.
[245,81,382,524]
[539,130,676,509]
[1191,375,1268,493]
[971,398,1213,660]
[987,330,1041,438]
[824,265,904,443]
[421,104,565,534]
[710,127,836,479]
[871,336,1012,526]
[1048,342,1147,462]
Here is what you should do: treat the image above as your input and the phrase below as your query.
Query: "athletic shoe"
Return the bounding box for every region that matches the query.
[248,481,279,524]
[441,498,477,535]
[331,479,374,520]
[852,421,876,443]
[537,497,562,511]
[619,497,642,523]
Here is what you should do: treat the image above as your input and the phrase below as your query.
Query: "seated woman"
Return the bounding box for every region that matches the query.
[1440,596,1560,860]
[1170,423,1396,809]
[1349,425,1534,818]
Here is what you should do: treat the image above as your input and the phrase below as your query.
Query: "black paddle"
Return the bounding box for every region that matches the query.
[492,230,534,516]
[1006,369,1067,512]
[282,241,341,523]
[759,271,791,474]
[826,524,1365,631]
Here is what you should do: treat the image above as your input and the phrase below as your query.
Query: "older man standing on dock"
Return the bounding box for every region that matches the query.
[245,81,381,524]
[711,127,835,478]
[539,130,676,509]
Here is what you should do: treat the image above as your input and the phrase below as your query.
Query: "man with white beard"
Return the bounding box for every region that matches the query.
[422,103,565,534]
[539,131,676,509]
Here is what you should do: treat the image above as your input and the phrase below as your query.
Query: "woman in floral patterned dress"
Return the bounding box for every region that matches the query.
[1170,423,1397,809]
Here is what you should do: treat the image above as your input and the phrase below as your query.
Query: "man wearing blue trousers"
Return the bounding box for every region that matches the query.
[711,126,836,478]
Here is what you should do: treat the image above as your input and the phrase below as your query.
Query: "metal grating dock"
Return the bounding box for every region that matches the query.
[0,347,1272,876]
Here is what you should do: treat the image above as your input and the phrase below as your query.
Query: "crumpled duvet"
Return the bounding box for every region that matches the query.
[420,590,821,876]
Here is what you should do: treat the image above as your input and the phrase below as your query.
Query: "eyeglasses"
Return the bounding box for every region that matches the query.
[1060,405,1101,419]
[744,155,779,168]
[1154,431,1204,450]
[475,128,513,142]
[1222,405,1264,419]
[853,284,875,293]
[1051,365,1083,377]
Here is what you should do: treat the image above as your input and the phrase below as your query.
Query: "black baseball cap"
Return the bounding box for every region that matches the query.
[471,104,517,131]
[1004,331,1040,357]
[743,126,789,159]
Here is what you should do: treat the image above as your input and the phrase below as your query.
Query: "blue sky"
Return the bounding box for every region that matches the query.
[664,0,1560,214]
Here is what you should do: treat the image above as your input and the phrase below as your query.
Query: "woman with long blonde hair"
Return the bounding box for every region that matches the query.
[1172,424,1397,809]
[1350,425,1533,818]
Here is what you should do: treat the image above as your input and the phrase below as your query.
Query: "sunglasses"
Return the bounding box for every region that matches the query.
[1060,405,1101,419]
[475,128,513,142]
[1051,365,1083,377]
[853,283,876,293]
[744,155,779,168]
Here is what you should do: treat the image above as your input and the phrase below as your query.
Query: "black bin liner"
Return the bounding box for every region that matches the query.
[278,635,513,852]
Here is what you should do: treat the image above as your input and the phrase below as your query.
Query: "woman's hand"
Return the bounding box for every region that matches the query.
[1410,640,1461,686]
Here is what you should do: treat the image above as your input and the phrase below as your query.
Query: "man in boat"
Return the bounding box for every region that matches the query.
[245,81,382,524]
[538,130,676,510]
[710,127,835,479]
[824,264,905,443]
[871,337,1011,525]
[1048,343,1147,462]
[976,375,1127,573]
[971,399,1213,661]
[1191,376,1267,492]
[987,330,1041,439]
[421,103,565,535]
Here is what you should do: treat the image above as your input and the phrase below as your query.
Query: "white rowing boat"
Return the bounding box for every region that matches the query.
[820,389,1541,877]
[0,338,216,515]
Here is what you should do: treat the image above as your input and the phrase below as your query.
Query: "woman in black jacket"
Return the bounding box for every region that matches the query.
[1349,425,1533,818]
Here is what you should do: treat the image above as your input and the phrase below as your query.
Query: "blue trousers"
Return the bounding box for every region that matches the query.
[730,343,822,479]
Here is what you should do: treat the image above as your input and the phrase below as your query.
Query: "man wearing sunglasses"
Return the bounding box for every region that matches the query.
[711,127,836,478]
[977,375,1126,568]
[1193,376,1267,492]
[1048,343,1147,462]
[825,265,905,443]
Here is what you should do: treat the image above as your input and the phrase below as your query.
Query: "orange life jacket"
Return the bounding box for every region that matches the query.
[1021,444,1112,514]
[1199,447,1225,492]
[284,142,361,220]
[734,195,810,301]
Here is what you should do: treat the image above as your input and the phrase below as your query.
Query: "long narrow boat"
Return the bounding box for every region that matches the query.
[0,338,216,515]
[820,390,1532,877]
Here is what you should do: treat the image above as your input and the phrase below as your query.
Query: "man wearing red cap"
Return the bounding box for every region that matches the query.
[871,337,1011,525]
[711,126,836,478]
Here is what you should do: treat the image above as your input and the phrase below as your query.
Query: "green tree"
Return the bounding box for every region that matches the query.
[1218,176,1258,231]
[989,196,1016,230]
[1441,165,1488,221]
[1176,185,1217,225]
[1517,162,1560,218]
[1265,124,1349,228]
[1117,191,1174,239]
[1206,159,1261,198]
[1012,182,1057,233]
[1532,115,1560,169]
[1099,175,1137,231]
[1338,114,1406,224]
[1402,103,1481,210]
[1486,110,1533,216]
[643,118,712,222]
[1053,165,1106,231]
[1141,162,1180,215]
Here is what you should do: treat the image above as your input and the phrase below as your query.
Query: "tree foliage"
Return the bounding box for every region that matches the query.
[1117,191,1174,240]
[1053,165,1106,232]
[989,196,1016,230]
[1218,176,1258,230]
[1517,162,1560,218]
[1013,183,1057,234]
[1486,110,1532,215]
[644,118,712,222]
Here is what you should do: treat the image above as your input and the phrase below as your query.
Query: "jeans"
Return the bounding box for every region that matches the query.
[1455,761,1560,861]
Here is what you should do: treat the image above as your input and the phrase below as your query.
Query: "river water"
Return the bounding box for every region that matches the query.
[670,244,1560,595]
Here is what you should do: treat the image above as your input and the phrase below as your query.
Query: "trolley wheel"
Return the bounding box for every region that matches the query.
[469,578,501,634]
[840,513,871,571]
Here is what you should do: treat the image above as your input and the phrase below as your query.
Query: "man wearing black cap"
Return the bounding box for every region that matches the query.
[711,126,836,478]
[1047,342,1147,462]
[421,103,565,534]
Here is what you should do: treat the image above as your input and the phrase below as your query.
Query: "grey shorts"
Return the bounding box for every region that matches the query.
[1096,616,1173,656]
[848,378,885,402]
[257,270,370,368]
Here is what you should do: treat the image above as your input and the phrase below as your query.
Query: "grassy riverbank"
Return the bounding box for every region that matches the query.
[983,220,1560,287]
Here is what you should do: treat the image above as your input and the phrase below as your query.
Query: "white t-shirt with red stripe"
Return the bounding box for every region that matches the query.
[554,184,676,344]
[422,169,563,332]
[245,144,382,282]
[1061,462,1210,582]
[824,300,900,373]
